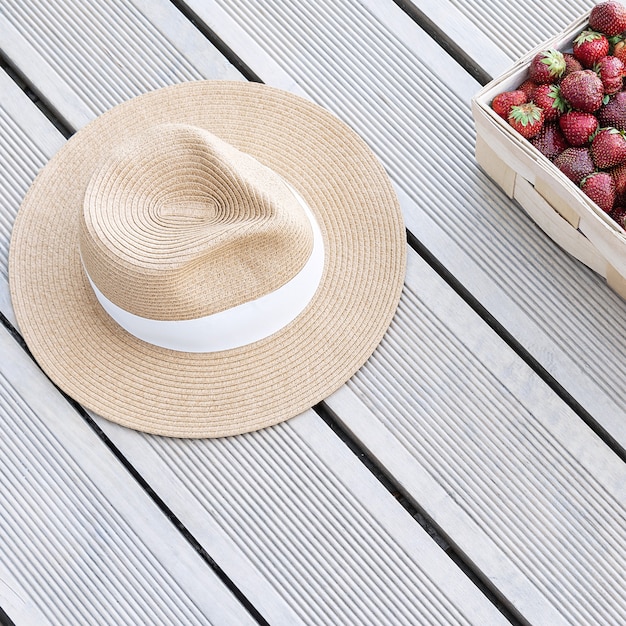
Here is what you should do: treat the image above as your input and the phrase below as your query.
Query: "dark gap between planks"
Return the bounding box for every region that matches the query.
[388,4,626,462]
[407,232,626,464]
[315,402,527,626]
[0,53,73,139]
[0,606,15,626]
[392,0,492,85]
[169,0,263,83]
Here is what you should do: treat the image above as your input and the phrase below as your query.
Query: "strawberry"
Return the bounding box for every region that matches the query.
[597,90,626,129]
[562,52,584,77]
[609,205,626,227]
[492,90,527,118]
[611,38,626,65]
[610,162,626,204]
[507,102,545,138]
[560,70,605,112]
[573,30,610,68]
[559,111,598,146]
[530,123,570,159]
[591,127,626,168]
[517,79,539,98]
[531,84,565,121]
[553,146,595,184]
[580,172,616,211]
[595,55,625,93]
[529,49,566,83]
[589,1,626,37]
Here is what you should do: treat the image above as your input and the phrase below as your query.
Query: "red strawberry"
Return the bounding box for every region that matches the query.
[595,55,625,93]
[530,123,570,159]
[611,38,626,65]
[508,103,545,138]
[580,172,616,211]
[562,52,584,77]
[610,161,626,201]
[531,84,565,121]
[529,49,567,83]
[560,70,605,112]
[573,30,610,67]
[609,205,626,228]
[492,90,527,118]
[591,127,626,167]
[553,146,595,184]
[597,90,626,129]
[589,1,626,37]
[517,79,539,98]
[559,111,598,146]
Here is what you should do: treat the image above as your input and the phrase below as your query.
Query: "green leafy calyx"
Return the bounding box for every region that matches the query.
[509,103,542,126]
[549,84,568,112]
[575,29,605,44]
[541,48,566,77]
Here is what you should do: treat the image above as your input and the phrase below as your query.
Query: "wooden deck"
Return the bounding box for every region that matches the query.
[1,0,625,624]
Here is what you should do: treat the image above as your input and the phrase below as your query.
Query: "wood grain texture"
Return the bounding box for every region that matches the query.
[0,325,255,625]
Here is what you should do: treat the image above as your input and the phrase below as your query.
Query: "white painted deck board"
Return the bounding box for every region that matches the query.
[96,411,508,626]
[0,0,242,129]
[400,0,595,77]
[179,0,626,450]
[328,251,626,625]
[0,325,255,626]
[0,69,65,326]
[439,0,595,63]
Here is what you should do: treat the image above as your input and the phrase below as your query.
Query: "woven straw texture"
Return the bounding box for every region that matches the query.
[80,124,314,320]
[9,81,406,437]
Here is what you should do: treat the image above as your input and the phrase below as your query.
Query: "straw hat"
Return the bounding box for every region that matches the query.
[9,81,406,438]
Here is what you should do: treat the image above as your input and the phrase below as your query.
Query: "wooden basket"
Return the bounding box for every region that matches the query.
[471,11,626,298]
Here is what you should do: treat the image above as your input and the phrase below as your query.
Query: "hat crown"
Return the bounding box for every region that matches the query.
[79,124,314,320]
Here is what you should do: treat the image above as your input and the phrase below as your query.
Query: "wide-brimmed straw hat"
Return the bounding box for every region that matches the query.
[9,81,406,438]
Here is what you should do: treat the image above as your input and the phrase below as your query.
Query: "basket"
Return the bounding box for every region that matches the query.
[471,11,626,298]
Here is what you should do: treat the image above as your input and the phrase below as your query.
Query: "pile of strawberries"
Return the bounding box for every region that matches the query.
[492,0,626,227]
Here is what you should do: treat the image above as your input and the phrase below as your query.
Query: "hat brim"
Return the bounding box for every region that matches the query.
[9,81,406,437]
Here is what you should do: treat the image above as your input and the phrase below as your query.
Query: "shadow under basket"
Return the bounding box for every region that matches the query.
[471,10,626,300]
